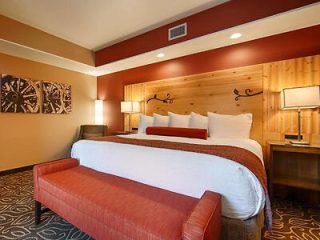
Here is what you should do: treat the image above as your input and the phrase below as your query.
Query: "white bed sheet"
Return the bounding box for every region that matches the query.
[71,133,265,220]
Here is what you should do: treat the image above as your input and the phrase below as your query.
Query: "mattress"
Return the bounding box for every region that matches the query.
[71,133,265,220]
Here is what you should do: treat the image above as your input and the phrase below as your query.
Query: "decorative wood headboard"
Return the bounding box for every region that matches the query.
[124,64,264,145]
[124,55,320,163]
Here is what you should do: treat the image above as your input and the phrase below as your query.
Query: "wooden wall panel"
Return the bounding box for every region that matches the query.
[124,55,320,157]
[125,65,264,144]
[263,55,320,145]
[124,84,145,131]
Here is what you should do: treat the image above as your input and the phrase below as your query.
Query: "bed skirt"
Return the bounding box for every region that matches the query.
[222,210,264,240]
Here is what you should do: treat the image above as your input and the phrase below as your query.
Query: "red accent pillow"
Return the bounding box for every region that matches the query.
[146,127,208,140]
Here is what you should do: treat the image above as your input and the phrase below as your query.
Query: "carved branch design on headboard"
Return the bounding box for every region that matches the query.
[147,93,174,104]
[234,88,263,101]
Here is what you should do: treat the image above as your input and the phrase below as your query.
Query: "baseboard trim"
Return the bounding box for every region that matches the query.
[0,165,34,176]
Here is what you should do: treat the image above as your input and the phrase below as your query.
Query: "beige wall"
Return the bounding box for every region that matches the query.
[0,15,94,66]
[0,53,97,171]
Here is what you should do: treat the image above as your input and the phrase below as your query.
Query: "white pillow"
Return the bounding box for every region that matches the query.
[168,112,190,128]
[189,112,208,129]
[153,113,169,127]
[208,112,252,139]
[138,114,153,133]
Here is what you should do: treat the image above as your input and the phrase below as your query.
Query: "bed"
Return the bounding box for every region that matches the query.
[71,132,268,240]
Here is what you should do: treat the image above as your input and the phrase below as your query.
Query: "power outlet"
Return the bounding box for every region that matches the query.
[285,134,303,140]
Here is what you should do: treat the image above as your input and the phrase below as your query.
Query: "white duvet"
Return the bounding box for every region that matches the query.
[71,133,265,220]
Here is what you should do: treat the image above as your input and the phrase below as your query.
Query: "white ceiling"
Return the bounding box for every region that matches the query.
[0,0,320,76]
[95,3,320,75]
[0,0,228,50]
[1,2,319,76]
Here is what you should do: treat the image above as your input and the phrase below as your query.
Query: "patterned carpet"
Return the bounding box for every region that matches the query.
[0,170,91,240]
[263,200,320,240]
[0,170,319,240]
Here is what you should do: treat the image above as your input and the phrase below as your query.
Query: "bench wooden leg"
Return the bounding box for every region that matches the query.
[35,200,51,225]
[35,201,41,225]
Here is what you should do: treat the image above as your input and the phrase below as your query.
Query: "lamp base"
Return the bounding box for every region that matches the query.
[289,140,310,145]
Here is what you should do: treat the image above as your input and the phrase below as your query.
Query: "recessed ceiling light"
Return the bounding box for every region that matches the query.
[157,53,165,58]
[230,33,242,39]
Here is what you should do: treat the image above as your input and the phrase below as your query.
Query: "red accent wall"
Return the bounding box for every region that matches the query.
[97,25,320,132]
[95,0,318,66]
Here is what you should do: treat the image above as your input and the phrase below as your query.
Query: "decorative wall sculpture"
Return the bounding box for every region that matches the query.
[233,88,263,101]
[0,75,41,113]
[42,81,72,114]
[146,93,174,104]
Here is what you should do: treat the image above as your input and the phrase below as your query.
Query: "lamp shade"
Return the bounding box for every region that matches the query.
[281,86,320,109]
[121,101,140,113]
[95,100,103,124]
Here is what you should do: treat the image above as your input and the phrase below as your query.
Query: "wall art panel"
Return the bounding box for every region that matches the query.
[0,74,41,113]
[42,81,71,114]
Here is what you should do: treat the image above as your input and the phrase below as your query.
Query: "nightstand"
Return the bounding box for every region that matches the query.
[112,131,135,135]
[269,141,320,202]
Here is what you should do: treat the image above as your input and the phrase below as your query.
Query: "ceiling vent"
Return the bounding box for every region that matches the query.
[168,23,187,41]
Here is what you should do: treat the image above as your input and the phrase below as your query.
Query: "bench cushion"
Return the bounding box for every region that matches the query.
[38,166,198,239]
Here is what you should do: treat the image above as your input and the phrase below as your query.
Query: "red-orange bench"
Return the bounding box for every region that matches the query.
[34,158,221,240]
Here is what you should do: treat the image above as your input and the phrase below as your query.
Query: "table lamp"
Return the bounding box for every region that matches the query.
[95,100,104,124]
[281,85,320,145]
[121,101,140,131]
